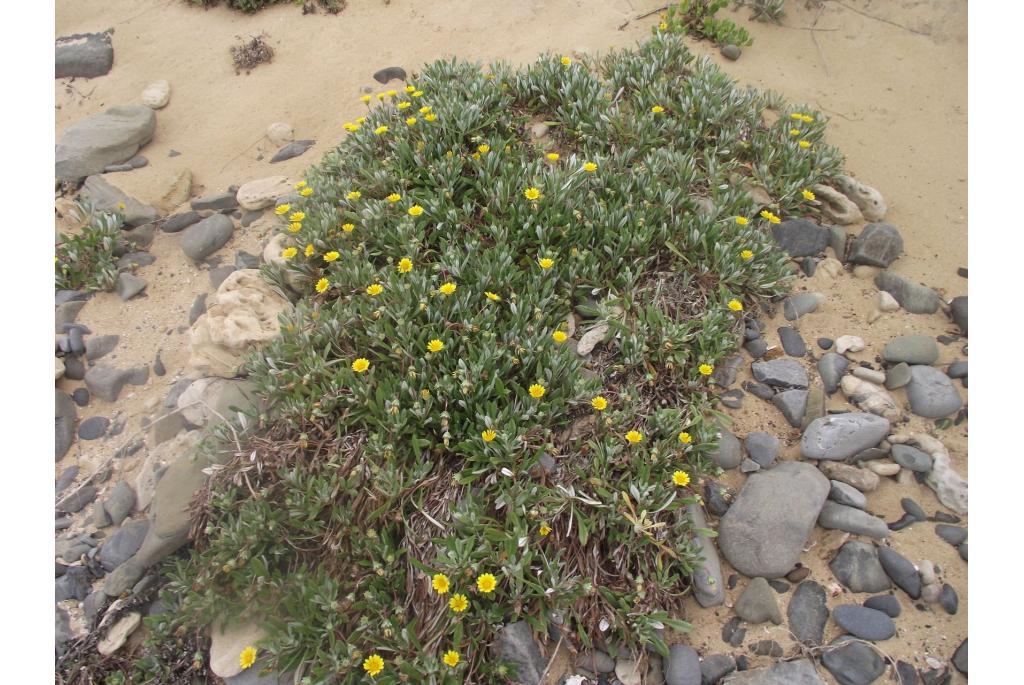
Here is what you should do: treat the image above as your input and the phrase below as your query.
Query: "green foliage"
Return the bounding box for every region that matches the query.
[657,0,754,47]
[55,201,121,293]
[736,0,787,23]
[187,0,346,13]
[156,33,839,684]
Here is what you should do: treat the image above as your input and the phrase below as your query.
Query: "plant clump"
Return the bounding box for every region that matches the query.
[55,201,121,292]
[230,33,275,74]
[657,0,754,46]
[189,0,346,14]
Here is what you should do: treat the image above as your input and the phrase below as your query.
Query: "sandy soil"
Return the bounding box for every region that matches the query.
[55,0,967,681]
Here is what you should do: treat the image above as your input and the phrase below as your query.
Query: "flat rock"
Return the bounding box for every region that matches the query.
[949,295,967,335]
[877,546,921,599]
[744,432,779,468]
[191,191,239,212]
[884,362,912,390]
[134,450,213,568]
[237,176,293,211]
[787,580,829,646]
[177,377,258,428]
[818,501,889,538]
[56,567,92,601]
[952,639,967,674]
[78,415,109,440]
[848,222,903,267]
[97,611,142,656]
[771,219,830,257]
[884,335,939,365]
[720,659,824,685]
[831,605,895,641]
[829,480,867,509]
[821,635,886,685]
[711,354,744,387]
[57,106,157,183]
[373,66,407,83]
[835,335,865,355]
[56,32,114,79]
[99,519,149,571]
[688,503,725,607]
[829,541,891,592]
[778,327,807,357]
[820,462,880,492]
[57,485,97,513]
[699,654,736,685]
[783,292,825,321]
[162,210,202,233]
[56,390,77,461]
[270,139,315,163]
[181,213,234,261]
[743,380,774,401]
[80,174,160,227]
[495,621,545,685]
[891,444,933,473]
[875,271,940,314]
[664,644,701,685]
[751,358,808,389]
[734,577,782,625]
[818,353,849,395]
[116,272,148,300]
[103,481,136,526]
[801,413,890,461]
[210,620,269,679]
[773,389,808,427]
[863,594,901,618]
[85,364,131,402]
[906,366,962,418]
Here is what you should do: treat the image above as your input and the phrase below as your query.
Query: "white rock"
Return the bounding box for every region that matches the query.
[877,291,900,312]
[812,184,863,225]
[852,265,879,279]
[921,582,942,603]
[56,357,65,381]
[576,323,609,357]
[918,559,937,585]
[614,660,642,685]
[851,367,886,385]
[97,612,142,656]
[237,176,293,211]
[141,80,171,109]
[841,375,902,422]
[836,335,865,355]
[266,122,294,147]
[835,175,887,222]
[210,619,268,678]
[530,122,549,138]
[890,432,967,514]
[866,460,900,477]
[178,377,258,427]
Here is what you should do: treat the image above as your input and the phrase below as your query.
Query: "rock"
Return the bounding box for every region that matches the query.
[851,367,885,384]
[708,427,743,470]
[835,335,865,355]
[771,219,829,257]
[688,503,725,607]
[154,352,166,376]
[957,542,967,561]
[127,365,149,386]
[935,524,967,546]
[742,380,774,401]
[876,292,901,316]
[891,445,933,473]
[777,327,806,357]
[177,377,258,428]
[818,502,889,539]
[56,466,80,494]
[918,560,938,585]
[210,620,270,679]
[181,213,234,261]
[744,432,779,469]
[237,176,293,211]
[751,358,807,389]
[720,44,741,60]
[720,659,824,685]
[188,270,292,377]
[743,338,767,359]
[55,300,86,334]
[718,462,829,578]
[784,580,827,646]
[821,635,886,685]
[57,106,157,183]
[939,585,959,614]
[952,639,967,674]
[783,292,825,321]
[135,430,202,511]
[877,546,921,599]
[949,296,967,335]
[700,654,736,685]
[721,616,745,647]
[711,354,744,388]
[840,376,901,422]
[739,458,761,474]
[55,32,113,79]
[829,480,867,509]
[162,211,201,235]
[734,578,782,625]
[664,644,701,685]
[56,606,74,657]
[80,174,159,227]
[883,335,939,365]
[801,413,889,461]
[921,582,942,604]
[188,293,208,326]
[773,389,808,427]
[831,540,888,589]
[115,224,156,255]
[884,362,912,390]
[704,480,735,517]
[99,519,149,571]
[56,356,66,381]
[153,168,194,213]
[78,415,109,440]
[71,388,90,408]
[191,192,239,212]
[266,122,294,147]
[141,80,170,109]
[372,66,407,83]
[102,481,136,526]
[874,271,940,314]
[889,434,967,514]
[848,223,903,267]
[225,663,296,685]
[495,621,545,685]
[864,594,901,618]
[271,139,315,163]
[56,390,77,461]
[720,389,744,409]
[578,650,615,674]
[835,175,887,222]
[210,265,238,289]
[817,353,849,395]
[831,605,895,641]
[812,184,863,225]
[133,448,213,568]
[906,366,962,418]
[57,485,97,513]
[117,251,156,271]
[616,660,643,685]
[115,272,148,300]
[946,361,967,379]
[56,566,92,601]
[820,462,880,492]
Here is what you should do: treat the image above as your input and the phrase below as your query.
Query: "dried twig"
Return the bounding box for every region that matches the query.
[618,4,670,31]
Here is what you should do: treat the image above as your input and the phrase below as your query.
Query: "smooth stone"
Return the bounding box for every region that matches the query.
[801,257,820,276]
[56,390,77,461]
[57,485,97,513]
[700,654,736,685]
[818,501,889,538]
[783,292,825,321]
[875,271,940,314]
[742,380,774,401]
[191,192,238,212]
[56,106,156,183]
[848,222,903,267]
[938,584,958,614]
[801,413,890,460]
[270,139,315,163]
[829,480,867,510]
[935,524,967,546]
[877,546,921,599]
[162,210,202,233]
[99,519,149,571]
[720,659,824,684]
[210,620,270,679]
[55,32,114,78]
[864,594,901,618]
[949,295,967,335]
[771,219,830,257]
[744,432,779,469]
[703,480,735,517]
[901,498,927,521]
[778,327,807,356]
[921,582,942,604]
[785,580,828,647]
[835,175,887,221]
[773,389,807,427]
[721,617,745,647]
[117,251,156,270]
[711,354,744,387]
[236,176,293,211]
[496,621,545,685]
[958,543,967,561]
[80,174,159,227]
[820,462,880,492]
[734,577,782,625]
[266,122,293,146]
[56,466,80,494]
[664,644,701,685]
[373,65,407,83]
[888,513,917,531]
[56,567,92,602]
[952,639,967,674]
[831,605,896,641]
[720,44,741,60]
[708,428,743,470]
[884,362,912,390]
[181,214,234,261]
[688,503,726,607]
[866,460,900,477]
[116,223,156,254]
[817,337,834,350]
[740,458,761,474]
[906,366,962,418]
[891,444,933,473]
[188,293,208,325]
[78,415,110,440]
[814,184,863,225]
[818,353,849,395]
[946,361,967,379]
[103,559,144,596]
[578,650,615,674]
[209,265,238,289]
[720,389,744,409]
[743,338,767,359]
[830,541,891,592]
[851,367,885,385]
[751,358,808,389]
[104,481,136,526]
[884,335,939,365]
[55,300,86,334]
[821,635,886,685]
[154,352,166,376]
[116,272,148,300]
[918,560,937,586]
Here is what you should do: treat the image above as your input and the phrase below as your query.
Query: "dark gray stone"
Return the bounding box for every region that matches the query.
[162,211,202,233]
[801,257,819,276]
[817,353,849,395]
[116,223,156,253]
[952,639,967,674]
[55,300,87,333]
[721,617,745,648]
[877,546,921,599]
[734,577,782,625]
[935,524,967,546]
[103,559,144,596]
[883,335,939,365]
[239,210,263,228]
[831,605,895,641]
[235,250,261,269]
[117,251,155,271]
[771,219,829,257]
[689,503,726,607]
[744,432,779,468]
[817,337,834,350]
[863,594,901,617]
[116,272,148,300]
[700,654,736,685]
[104,481,136,526]
[829,541,891,593]
[77,415,110,440]
[209,265,237,289]
[778,327,807,357]
[783,292,824,321]
[85,334,119,361]
[708,428,743,470]
[875,271,940,314]
[712,355,744,388]
[270,139,315,163]
[848,222,904,267]
[56,290,92,306]
[818,501,889,538]
[494,621,545,685]
[578,650,615,674]
[703,480,735,517]
[56,606,74,657]
[720,44,741,60]
[720,389,744,409]
[743,338,767,359]
[191,192,238,212]
[949,296,967,335]
[751,358,808,389]
[821,635,886,685]
[946,361,967,379]
[188,293,208,325]
[720,659,824,685]
[85,364,130,402]
[829,225,849,262]
[56,390,77,461]
[127,365,149,386]
[154,351,166,376]
[56,567,92,602]
[773,389,808,427]
[99,519,150,572]
[938,584,958,614]
[800,413,889,460]
[901,498,927,521]
[57,485,97,513]
[56,466,80,494]
[180,214,234,261]
[891,444,932,473]
[742,380,774,401]
[884,362,912,390]
[907,365,962,418]
[373,66,407,83]
[56,32,113,79]
[828,480,867,509]
[164,377,194,408]
[665,644,701,685]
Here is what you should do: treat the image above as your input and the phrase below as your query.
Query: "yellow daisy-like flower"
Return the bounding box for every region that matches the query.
[449,594,469,613]
[551,330,568,343]
[352,358,370,373]
[539,523,552,536]
[482,429,497,442]
[561,56,572,65]
[732,217,749,228]
[673,471,691,487]
[315,278,330,294]
[546,152,560,161]
[117,201,126,210]
[360,94,371,103]
[424,113,437,122]
[343,122,358,132]
[304,244,315,257]
[387,89,398,97]
[288,222,302,233]
[289,211,305,222]
[397,101,412,111]
[398,258,413,273]
[528,383,546,399]
[477,144,491,154]
[274,204,290,215]
[582,162,598,173]
[476,573,497,594]
[799,140,811,149]
[790,128,801,136]
[342,223,355,233]
[659,21,668,29]
[524,187,541,200]
[443,651,460,668]
[678,431,692,444]
[294,180,307,189]
[800,114,814,123]
[357,116,366,124]
[281,247,297,259]
[432,573,450,594]
[427,339,444,353]
[651,105,665,113]
[439,282,457,295]
[538,257,554,269]
[591,396,608,411]
[239,646,257,671]
[727,299,743,312]
[404,85,415,93]
[408,205,424,216]
[346,191,361,201]
[366,283,383,296]
[412,90,424,98]
[759,210,781,224]
[376,93,386,101]
[698,363,714,376]
[299,187,313,197]
[387,193,402,202]
[625,430,644,444]
[419,105,432,114]
[374,125,389,135]
[802,189,816,201]
[741,249,754,261]
[406,116,417,126]
[790,112,805,120]
[484,291,501,301]
[363,654,384,678]
[323,251,340,263]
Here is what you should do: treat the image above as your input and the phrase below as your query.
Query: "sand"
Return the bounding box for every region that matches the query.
[55,0,967,681]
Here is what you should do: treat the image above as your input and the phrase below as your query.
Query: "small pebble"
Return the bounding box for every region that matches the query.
[817,337,834,350]
[78,416,110,440]
[786,565,810,583]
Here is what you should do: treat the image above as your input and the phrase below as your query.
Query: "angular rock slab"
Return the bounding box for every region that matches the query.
[801,413,890,461]
[80,174,159,227]
[751,358,808,389]
[721,659,825,684]
[56,32,113,79]
[56,105,156,183]
[874,271,940,314]
[688,503,725,607]
[771,219,830,258]
[848,222,903,267]
[788,580,829,646]
[829,541,891,593]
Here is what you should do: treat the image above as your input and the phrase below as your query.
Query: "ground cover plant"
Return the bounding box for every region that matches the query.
[658,0,754,46]
[189,0,346,13]
[85,32,840,684]
[55,201,122,293]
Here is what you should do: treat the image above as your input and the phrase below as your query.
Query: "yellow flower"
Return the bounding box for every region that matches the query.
[735,216,749,226]
[294,180,307,189]
[346,191,361,201]
[552,330,568,343]
[374,125,389,135]
[387,89,398,97]
[546,152,560,161]
[524,187,541,200]
[673,471,691,487]
[323,251,340,262]
[799,140,811,149]
[800,114,814,123]
[482,429,497,442]
[398,258,413,273]
[476,573,497,593]
[281,247,297,259]
[357,117,366,124]
[405,85,416,93]
[759,210,781,224]
[398,101,412,110]
[288,222,302,233]
[352,358,370,373]
[288,211,304,223]
[360,94,371,103]
[419,105,432,114]
[484,291,501,301]
[342,223,355,233]
[538,257,554,269]
[698,363,714,376]
[387,193,402,202]
[315,278,330,294]
[678,431,692,444]
[363,654,384,678]
[478,144,490,154]
[790,112,805,120]
[651,105,665,113]
[376,93,386,101]
[117,201,126,210]
[741,249,754,261]
[304,244,314,257]
[659,21,668,29]
[449,593,469,612]
[439,282,457,295]
[591,396,608,411]
[299,187,313,197]
[412,90,424,98]
[427,339,444,353]
[408,205,424,216]
[406,116,417,126]
[443,651,460,668]
[432,573,450,594]
[366,283,383,296]
[239,646,257,671]
[582,162,598,173]
[625,430,643,444]
[802,189,816,201]
[528,383,546,399]
[790,128,801,136]
[424,113,437,122]
[539,523,552,536]
[727,299,743,312]
[343,122,358,132]
[561,56,572,65]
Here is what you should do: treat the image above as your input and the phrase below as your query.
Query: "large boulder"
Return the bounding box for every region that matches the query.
[56,106,156,183]
[55,32,113,79]
[800,413,890,461]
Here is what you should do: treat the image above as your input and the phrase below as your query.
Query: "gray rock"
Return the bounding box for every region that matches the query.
[56,606,74,657]
[720,659,824,685]
[850,367,883,385]
[578,650,615,674]
[829,480,867,509]
[901,497,927,521]
[831,605,895,641]
[877,546,921,599]
[162,210,202,233]
[883,335,939,365]
[740,458,761,474]
[949,295,967,335]
[55,300,87,333]
[688,503,725,607]
[56,466,80,494]
[188,293,208,325]
[85,334,119,361]
[874,271,940,314]
[191,192,238,212]
[906,365,962,418]
[787,580,828,646]
[848,223,903,267]
[99,520,150,572]
[721,617,745,647]
[104,481,136,526]
[181,214,234,261]
[127,365,149,386]
[85,364,130,402]
[952,639,967,674]
[495,621,544,685]
[209,265,237,289]
[744,432,779,468]
[751,358,808,389]
[771,219,830,257]
[821,635,886,685]
[783,292,825,321]
[154,352,166,376]
[935,524,967,546]
[703,480,735,517]
[818,501,889,538]
[57,485,97,513]
[373,66,407,83]
[116,224,156,254]
[743,338,767,359]
[718,462,829,578]
[56,290,92,306]
[720,389,744,409]
[818,353,849,395]
[829,226,849,262]
[56,567,92,602]
[80,175,159,227]
[133,450,213,569]
[68,326,86,354]
[239,210,264,227]
[720,44,741,60]
[116,272,148,300]
[711,354,744,388]
[773,389,808,427]
[742,380,774,401]
[235,250,261,269]
[72,387,90,406]
[891,444,933,473]
[884,362,912,390]
[778,327,807,357]
[829,541,891,592]
[103,559,144,596]
[117,251,155,271]
[734,577,782,625]
[863,594,901,618]
[946,361,967,379]
[817,337,834,350]
[78,415,109,440]
[700,654,736,685]
[56,32,113,79]
[801,413,889,461]
[270,139,315,163]
[665,644,701,685]
[56,390,77,461]
[708,428,743,470]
